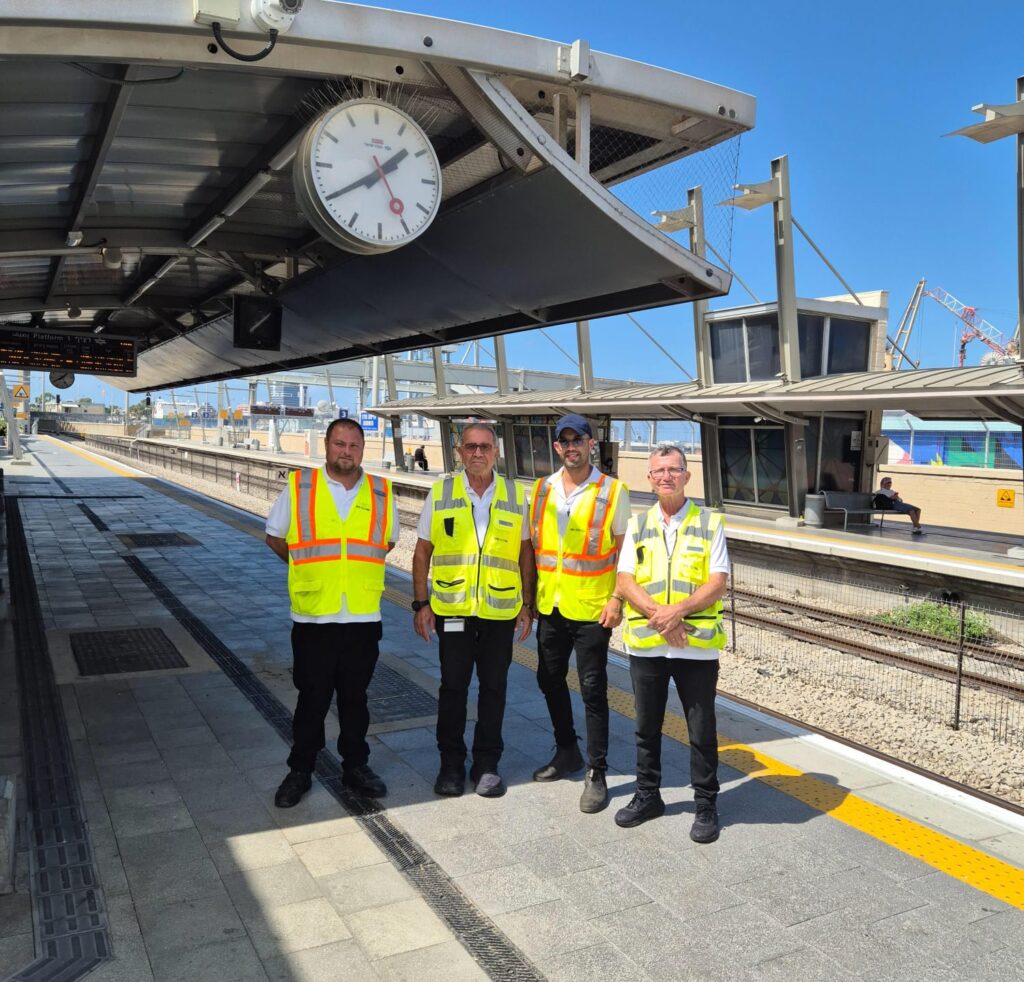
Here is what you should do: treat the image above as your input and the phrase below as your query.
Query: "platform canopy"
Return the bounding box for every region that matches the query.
[369,365,1024,427]
[0,2,754,391]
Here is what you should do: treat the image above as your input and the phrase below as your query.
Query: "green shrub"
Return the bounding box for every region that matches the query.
[875,601,990,642]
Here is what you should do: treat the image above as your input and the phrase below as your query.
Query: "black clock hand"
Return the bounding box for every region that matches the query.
[325,148,409,201]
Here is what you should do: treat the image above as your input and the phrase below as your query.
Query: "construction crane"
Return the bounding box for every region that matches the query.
[924,285,1017,366]
[887,279,925,369]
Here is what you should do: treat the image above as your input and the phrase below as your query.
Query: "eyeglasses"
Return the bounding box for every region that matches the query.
[461,443,495,453]
[649,467,686,479]
[557,436,587,447]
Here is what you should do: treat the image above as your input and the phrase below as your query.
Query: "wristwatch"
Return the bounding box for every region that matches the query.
[411,599,429,612]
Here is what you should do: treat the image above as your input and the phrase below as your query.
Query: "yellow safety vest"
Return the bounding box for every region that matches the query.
[285,468,392,616]
[429,472,524,620]
[530,472,624,622]
[622,501,726,651]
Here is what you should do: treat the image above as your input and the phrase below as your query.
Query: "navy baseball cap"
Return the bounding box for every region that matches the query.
[554,413,592,439]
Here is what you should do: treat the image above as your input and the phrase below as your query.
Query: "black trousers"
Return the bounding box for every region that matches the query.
[287,621,381,774]
[536,608,610,771]
[630,655,719,803]
[436,616,515,773]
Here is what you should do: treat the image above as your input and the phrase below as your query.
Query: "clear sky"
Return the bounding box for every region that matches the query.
[46,1,1024,406]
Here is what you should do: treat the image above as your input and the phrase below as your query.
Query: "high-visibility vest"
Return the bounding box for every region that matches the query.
[530,472,624,622]
[622,500,726,651]
[428,472,524,620]
[285,468,392,616]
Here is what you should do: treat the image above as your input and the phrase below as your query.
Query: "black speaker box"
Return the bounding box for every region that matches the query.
[233,295,282,350]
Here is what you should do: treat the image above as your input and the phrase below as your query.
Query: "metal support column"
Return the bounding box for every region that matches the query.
[688,186,713,387]
[700,420,722,508]
[771,156,807,517]
[194,386,206,444]
[433,348,455,473]
[383,353,406,470]
[1017,76,1024,350]
[574,89,595,396]
[494,336,518,477]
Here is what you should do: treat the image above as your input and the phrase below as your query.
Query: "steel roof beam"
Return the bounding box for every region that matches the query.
[974,395,1024,426]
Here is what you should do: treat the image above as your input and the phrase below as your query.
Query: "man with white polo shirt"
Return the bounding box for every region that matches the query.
[265,417,398,808]
[412,422,535,798]
[614,442,729,842]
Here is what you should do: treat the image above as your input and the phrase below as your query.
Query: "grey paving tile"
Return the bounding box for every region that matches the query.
[343,896,451,960]
[136,886,247,957]
[196,804,297,875]
[222,860,322,915]
[423,827,519,879]
[373,938,490,981]
[319,861,417,915]
[119,828,223,905]
[592,901,705,969]
[552,864,652,920]
[149,938,269,982]
[160,742,235,779]
[109,799,195,839]
[90,740,162,767]
[751,945,855,981]
[536,942,648,982]
[456,862,559,917]
[0,892,31,940]
[151,723,219,750]
[261,938,377,982]
[105,779,183,812]
[97,758,172,790]
[240,896,352,960]
[494,899,604,962]
[176,768,265,815]
[0,934,36,975]
[293,831,384,877]
[511,832,605,881]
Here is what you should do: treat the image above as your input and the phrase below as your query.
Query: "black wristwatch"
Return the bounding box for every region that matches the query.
[411,599,429,612]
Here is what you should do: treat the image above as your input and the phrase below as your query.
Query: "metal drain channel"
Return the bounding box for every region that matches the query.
[123,555,543,982]
[75,504,108,533]
[5,498,111,982]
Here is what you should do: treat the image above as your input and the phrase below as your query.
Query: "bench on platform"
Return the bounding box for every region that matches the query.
[821,491,890,532]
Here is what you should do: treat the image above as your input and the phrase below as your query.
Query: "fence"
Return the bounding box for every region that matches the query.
[726,565,1024,749]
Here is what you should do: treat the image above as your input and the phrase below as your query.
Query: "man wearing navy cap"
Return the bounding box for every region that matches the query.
[528,414,630,813]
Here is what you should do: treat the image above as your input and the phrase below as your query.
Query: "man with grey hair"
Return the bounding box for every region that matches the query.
[413,422,535,798]
[614,442,728,842]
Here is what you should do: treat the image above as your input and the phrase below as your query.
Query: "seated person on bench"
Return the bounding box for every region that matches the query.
[873,477,923,534]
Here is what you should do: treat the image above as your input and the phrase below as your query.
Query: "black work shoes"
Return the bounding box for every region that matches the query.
[689,803,720,844]
[274,770,312,808]
[532,742,585,782]
[433,768,465,797]
[579,769,608,813]
[341,764,387,798]
[614,789,666,828]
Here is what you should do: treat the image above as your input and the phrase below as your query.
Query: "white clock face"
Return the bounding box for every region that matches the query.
[294,100,442,254]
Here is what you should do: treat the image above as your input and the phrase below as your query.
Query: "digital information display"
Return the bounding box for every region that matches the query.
[0,328,136,377]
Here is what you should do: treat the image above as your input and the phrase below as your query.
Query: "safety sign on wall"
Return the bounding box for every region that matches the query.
[997,488,1016,508]
[11,382,29,400]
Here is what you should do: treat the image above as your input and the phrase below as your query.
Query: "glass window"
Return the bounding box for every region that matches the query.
[827,318,870,374]
[798,314,825,378]
[745,315,780,380]
[817,418,860,492]
[513,424,534,479]
[804,416,820,492]
[709,319,745,383]
[719,428,755,502]
[754,428,788,506]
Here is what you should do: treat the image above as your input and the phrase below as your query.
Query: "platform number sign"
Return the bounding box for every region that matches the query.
[997,488,1016,508]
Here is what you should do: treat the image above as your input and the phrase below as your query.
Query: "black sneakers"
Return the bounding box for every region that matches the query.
[274,770,312,808]
[690,803,720,843]
[532,742,585,782]
[614,789,665,828]
[579,769,608,813]
[341,764,387,798]
[433,768,465,797]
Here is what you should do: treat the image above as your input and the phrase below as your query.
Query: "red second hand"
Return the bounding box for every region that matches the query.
[373,155,404,216]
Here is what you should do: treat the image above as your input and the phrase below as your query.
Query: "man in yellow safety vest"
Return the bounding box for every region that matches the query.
[529,414,630,814]
[413,422,535,798]
[265,417,398,808]
[614,443,728,842]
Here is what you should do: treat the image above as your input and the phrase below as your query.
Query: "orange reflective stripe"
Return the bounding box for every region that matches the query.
[530,477,551,550]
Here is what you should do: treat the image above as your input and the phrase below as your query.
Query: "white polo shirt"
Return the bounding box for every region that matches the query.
[266,468,398,624]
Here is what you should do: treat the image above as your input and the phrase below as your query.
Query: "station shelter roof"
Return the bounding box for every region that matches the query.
[0,2,754,392]
[369,365,1024,427]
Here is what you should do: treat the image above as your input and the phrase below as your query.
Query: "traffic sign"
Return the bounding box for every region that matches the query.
[360,411,379,432]
[997,488,1016,508]
[11,382,29,400]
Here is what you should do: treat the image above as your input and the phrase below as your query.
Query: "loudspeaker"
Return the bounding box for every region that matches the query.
[233,295,282,351]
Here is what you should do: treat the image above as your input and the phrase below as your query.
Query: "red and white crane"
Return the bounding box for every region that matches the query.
[924,285,1018,366]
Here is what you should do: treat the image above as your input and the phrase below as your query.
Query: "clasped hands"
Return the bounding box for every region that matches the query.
[641,600,690,647]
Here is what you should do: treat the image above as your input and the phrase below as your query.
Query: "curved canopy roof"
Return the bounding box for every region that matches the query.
[0,2,754,390]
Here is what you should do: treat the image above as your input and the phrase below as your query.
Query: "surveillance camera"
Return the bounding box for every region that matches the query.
[66,230,84,247]
[251,0,303,34]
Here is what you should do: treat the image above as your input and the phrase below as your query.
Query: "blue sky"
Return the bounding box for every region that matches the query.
[49,1,1024,405]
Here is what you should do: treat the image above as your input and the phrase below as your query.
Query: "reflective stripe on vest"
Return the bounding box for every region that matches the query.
[623,501,725,651]
[429,472,523,620]
[531,472,623,621]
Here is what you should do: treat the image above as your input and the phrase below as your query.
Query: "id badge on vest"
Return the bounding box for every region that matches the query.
[443,618,465,633]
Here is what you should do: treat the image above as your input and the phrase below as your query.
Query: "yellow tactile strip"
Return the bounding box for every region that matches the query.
[36,440,1024,908]
[384,585,1024,910]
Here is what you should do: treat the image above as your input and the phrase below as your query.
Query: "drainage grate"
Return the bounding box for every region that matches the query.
[117,532,198,549]
[367,663,437,723]
[70,628,187,676]
[124,554,542,982]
